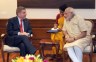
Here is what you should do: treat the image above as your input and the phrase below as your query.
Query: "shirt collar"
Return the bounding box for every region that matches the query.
[17,16,21,21]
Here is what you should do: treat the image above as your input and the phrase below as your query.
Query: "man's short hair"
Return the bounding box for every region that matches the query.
[16,6,26,15]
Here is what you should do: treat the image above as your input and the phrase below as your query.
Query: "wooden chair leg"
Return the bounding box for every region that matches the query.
[62,51,65,62]
[64,51,72,62]
[63,51,69,62]
[7,53,10,62]
[69,58,72,62]
[67,53,71,62]
[40,44,44,59]
[56,44,59,57]
[1,50,5,62]
[89,53,92,62]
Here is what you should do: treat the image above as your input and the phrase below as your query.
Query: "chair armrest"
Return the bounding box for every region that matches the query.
[92,35,95,38]
[1,34,6,39]
[30,34,33,37]
[0,33,7,44]
[28,34,33,41]
[91,34,96,53]
[0,34,6,50]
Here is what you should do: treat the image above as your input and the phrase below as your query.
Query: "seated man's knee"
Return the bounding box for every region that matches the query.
[19,43,25,47]
[20,43,24,45]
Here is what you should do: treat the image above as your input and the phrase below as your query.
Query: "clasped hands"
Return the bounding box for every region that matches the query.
[19,32,29,36]
[65,35,75,43]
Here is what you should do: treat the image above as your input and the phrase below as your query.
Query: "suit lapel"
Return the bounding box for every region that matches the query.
[15,17,20,29]
[23,19,27,32]
[15,17,27,32]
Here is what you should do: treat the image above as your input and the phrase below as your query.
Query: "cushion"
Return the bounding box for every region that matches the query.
[83,45,92,52]
[4,45,20,52]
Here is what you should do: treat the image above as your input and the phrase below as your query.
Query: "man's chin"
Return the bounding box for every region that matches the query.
[23,17,26,19]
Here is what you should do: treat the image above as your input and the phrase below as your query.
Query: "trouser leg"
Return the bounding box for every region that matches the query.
[67,46,81,62]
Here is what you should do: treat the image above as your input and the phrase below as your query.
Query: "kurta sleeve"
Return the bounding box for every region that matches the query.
[78,17,87,32]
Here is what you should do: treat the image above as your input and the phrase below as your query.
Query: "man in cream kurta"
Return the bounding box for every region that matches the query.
[62,7,91,62]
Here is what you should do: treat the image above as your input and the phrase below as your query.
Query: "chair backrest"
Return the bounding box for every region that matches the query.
[85,20,93,47]
[85,20,93,36]
[83,20,93,53]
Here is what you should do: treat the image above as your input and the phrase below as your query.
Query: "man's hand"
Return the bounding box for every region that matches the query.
[19,32,29,36]
[65,35,70,39]
[65,37,74,43]
[58,28,62,31]
[64,31,75,43]
[53,23,58,29]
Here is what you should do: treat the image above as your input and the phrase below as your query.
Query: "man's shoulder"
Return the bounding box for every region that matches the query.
[24,18,29,22]
[8,16,17,22]
[24,18,28,21]
[74,15,84,20]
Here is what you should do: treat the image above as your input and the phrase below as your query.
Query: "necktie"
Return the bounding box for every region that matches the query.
[20,19,23,32]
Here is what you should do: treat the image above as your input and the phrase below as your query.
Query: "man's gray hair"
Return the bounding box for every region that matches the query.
[65,7,75,14]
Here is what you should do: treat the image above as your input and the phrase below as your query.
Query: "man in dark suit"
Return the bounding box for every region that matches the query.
[5,6,36,56]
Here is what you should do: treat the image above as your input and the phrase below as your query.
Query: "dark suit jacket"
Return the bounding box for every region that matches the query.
[5,16,32,46]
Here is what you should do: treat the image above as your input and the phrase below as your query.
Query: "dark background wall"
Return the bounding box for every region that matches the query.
[17,0,95,9]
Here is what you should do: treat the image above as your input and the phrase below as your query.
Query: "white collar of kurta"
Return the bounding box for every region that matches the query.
[65,15,77,23]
